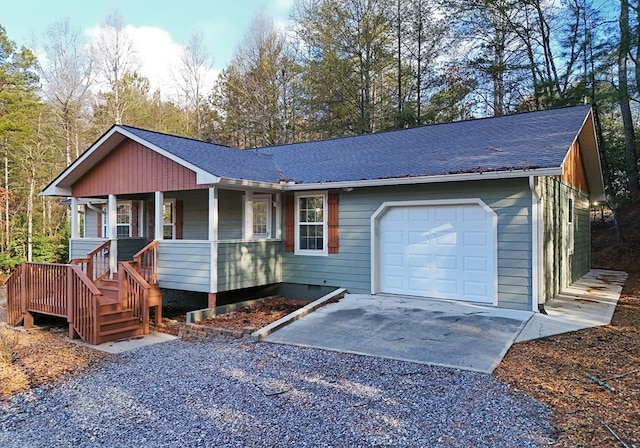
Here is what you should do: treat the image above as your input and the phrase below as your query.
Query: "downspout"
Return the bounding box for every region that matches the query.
[529,176,544,313]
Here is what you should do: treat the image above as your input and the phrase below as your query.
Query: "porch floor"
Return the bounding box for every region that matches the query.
[515,269,628,342]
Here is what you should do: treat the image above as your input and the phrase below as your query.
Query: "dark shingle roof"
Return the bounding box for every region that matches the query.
[122,105,591,184]
[259,105,591,183]
[120,126,280,182]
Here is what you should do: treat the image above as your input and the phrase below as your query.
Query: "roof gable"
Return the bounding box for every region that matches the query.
[72,138,209,196]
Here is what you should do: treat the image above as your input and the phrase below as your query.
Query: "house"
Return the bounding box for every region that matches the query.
[8,105,603,344]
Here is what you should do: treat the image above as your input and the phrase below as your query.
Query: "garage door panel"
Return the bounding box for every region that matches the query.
[463,231,488,247]
[407,254,431,268]
[463,256,489,272]
[379,203,495,304]
[435,231,457,246]
[435,279,458,294]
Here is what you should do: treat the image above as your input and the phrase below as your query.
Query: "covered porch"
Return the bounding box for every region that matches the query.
[68,186,284,307]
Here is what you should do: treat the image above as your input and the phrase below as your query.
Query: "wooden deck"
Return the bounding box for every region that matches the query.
[5,241,161,345]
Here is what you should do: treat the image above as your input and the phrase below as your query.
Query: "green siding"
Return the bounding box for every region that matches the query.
[157,240,212,292]
[166,189,243,240]
[281,179,533,310]
[117,238,147,261]
[540,176,591,303]
[217,240,282,292]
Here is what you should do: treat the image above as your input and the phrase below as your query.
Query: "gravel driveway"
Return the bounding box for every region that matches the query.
[0,339,553,447]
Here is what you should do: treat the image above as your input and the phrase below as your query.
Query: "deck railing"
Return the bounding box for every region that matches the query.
[133,240,158,285]
[21,263,69,318]
[121,262,150,334]
[5,266,23,326]
[68,264,102,345]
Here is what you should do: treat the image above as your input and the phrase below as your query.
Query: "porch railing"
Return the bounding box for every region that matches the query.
[68,264,102,345]
[71,240,111,282]
[133,240,158,286]
[121,262,150,334]
[5,266,23,326]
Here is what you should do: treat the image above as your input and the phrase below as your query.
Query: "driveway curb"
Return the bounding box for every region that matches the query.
[251,288,346,341]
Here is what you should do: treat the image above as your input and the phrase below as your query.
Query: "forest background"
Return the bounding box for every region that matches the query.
[0,0,638,269]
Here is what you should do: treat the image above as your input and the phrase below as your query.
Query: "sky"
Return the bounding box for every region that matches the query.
[2,0,295,96]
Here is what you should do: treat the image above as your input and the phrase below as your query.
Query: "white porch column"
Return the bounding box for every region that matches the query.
[154,191,164,240]
[209,187,218,307]
[244,190,253,239]
[274,193,282,239]
[107,194,118,274]
[208,187,218,241]
[138,200,145,237]
[70,197,79,238]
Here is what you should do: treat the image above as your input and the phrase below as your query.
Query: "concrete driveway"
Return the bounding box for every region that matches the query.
[262,294,533,373]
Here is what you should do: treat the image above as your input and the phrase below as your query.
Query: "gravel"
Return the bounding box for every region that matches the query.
[0,339,554,447]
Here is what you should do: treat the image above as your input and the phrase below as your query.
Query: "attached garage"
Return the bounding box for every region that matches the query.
[372,200,497,305]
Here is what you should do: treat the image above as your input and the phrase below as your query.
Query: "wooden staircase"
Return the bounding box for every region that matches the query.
[96,277,147,344]
[5,240,162,346]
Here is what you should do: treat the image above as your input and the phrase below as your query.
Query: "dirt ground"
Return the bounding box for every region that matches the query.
[1,204,639,446]
[495,203,640,447]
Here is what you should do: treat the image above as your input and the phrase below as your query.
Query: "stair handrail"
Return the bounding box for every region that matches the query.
[132,240,158,286]
[5,264,24,326]
[68,264,102,345]
[120,262,150,335]
[85,240,112,282]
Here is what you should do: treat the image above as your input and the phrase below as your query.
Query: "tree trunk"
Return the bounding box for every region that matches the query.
[27,163,35,262]
[593,104,625,242]
[618,0,640,198]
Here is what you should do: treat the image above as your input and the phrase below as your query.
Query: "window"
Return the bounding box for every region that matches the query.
[295,193,327,255]
[102,203,132,238]
[163,200,176,239]
[116,204,132,237]
[252,197,271,238]
[568,196,574,255]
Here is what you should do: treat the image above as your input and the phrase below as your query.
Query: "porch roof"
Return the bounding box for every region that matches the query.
[41,105,603,199]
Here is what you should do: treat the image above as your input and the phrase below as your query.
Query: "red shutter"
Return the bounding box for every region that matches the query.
[175,200,183,239]
[131,202,138,237]
[328,193,339,254]
[284,196,295,252]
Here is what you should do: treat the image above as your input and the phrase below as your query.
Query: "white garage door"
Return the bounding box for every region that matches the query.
[379,203,496,303]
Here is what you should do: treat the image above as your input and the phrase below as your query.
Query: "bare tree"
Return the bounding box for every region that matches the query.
[91,11,139,125]
[40,19,93,164]
[173,31,214,139]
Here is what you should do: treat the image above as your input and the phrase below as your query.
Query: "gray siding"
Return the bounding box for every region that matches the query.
[280,179,533,310]
[84,208,100,238]
[69,238,108,261]
[217,240,282,292]
[157,240,212,292]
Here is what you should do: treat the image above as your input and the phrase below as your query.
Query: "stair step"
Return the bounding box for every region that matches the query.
[99,324,146,344]
[100,308,135,321]
[100,316,141,333]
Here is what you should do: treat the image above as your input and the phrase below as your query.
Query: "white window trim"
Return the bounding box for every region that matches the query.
[295,191,328,256]
[242,194,273,240]
[568,195,575,255]
[103,201,133,238]
[163,198,177,240]
[252,195,272,239]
